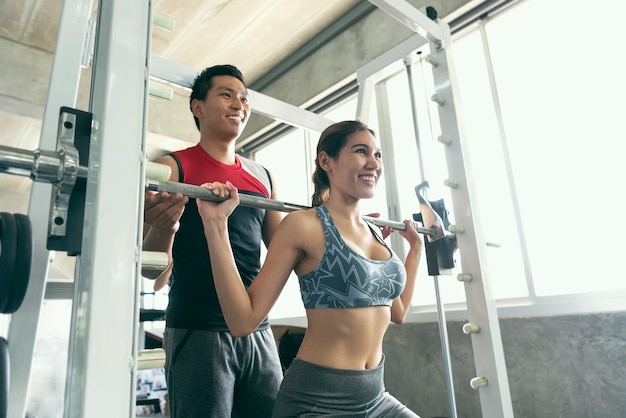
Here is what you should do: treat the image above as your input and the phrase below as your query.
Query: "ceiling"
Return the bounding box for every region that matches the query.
[0,0,361,279]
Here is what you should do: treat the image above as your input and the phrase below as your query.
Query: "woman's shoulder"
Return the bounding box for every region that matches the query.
[283,207,320,226]
[275,208,322,239]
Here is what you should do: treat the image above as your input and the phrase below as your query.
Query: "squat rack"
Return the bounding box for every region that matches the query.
[3,0,513,417]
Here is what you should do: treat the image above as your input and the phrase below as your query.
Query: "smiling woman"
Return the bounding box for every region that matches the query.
[197,120,424,417]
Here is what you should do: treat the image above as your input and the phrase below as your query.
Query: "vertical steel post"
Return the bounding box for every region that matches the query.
[368,1,514,416]
[7,1,94,417]
[63,0,151,416]
[427,19,515,418]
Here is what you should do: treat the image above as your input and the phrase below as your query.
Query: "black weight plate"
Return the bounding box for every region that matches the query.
[3,214,33,314]
[0,213,18,314]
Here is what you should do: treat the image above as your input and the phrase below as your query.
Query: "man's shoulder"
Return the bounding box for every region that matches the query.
[172,144,199,156]
[237,153,272,193]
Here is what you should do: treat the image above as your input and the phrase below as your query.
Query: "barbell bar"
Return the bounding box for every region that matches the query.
[0,144,439,235]
[145,179,439,235]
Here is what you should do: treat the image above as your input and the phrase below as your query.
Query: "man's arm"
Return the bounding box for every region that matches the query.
[262,169,285,247]
[142,155,188,279]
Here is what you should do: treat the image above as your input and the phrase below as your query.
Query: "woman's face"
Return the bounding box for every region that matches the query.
[325,130,383,201]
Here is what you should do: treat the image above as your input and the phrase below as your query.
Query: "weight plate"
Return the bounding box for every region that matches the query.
[3,214,33,314]
[0,213,18,314]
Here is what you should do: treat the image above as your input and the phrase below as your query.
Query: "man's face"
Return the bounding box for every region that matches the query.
[194,75,250,140]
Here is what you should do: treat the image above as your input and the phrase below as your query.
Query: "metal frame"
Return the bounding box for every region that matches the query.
[477,21,535,298]
[5,0,514,416]
[150,55,335,133]
[8,0,150,416]
[7,0,94,416]
[363,0,514,417]
[61,0,152,416]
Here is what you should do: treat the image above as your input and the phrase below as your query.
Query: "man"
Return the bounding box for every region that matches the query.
[143,64,284,417]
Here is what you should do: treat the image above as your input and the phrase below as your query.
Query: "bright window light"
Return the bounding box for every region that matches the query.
[456,0,626,296]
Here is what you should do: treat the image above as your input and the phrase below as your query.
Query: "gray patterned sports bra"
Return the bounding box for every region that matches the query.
[298,205,406,309]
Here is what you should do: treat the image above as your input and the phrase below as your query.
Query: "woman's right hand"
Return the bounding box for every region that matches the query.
[196,181,240,224]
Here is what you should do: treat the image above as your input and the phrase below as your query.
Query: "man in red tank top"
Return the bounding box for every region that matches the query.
[143,65,284,418]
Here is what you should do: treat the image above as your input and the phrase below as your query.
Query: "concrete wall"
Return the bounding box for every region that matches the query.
[383,312,626,417]
[255,1,626,417]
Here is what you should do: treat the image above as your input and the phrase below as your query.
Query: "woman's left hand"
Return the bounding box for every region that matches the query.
[397,219,423,249]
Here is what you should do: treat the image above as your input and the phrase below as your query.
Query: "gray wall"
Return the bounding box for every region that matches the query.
[383,312,626,418]
[253,1,626,417]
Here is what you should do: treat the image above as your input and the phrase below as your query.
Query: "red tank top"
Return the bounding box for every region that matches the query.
[166,144,272,331]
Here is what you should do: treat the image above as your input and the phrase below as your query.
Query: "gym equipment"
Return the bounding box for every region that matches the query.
[140,251,169,271]
[0,108,441,242]
[0,107,92,255]
[413,181,457,276]
[412,182,460,418]
[0,213,18,313]
[137,348,166,371]
[0,212,33,314]
[2,214,33,314]
[145,179,440,235]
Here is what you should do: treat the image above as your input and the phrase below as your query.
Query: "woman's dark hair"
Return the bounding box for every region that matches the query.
[189,64,246,130]
[311,120,375,206]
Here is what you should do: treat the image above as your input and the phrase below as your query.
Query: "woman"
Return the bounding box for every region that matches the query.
[197,120,423,417]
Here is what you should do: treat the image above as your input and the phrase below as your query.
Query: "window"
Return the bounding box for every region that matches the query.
[454,0,626,297]
[261,0,626,321]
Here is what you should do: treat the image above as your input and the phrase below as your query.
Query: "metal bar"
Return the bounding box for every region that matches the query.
[433,274,459,418]
[150,55,335,133]
[0,145,432,235]
[0,145,64,183]
[145,179,440,235]
[374,79,406,256]
[0,146,436,234]
[407,50,459,418]
[8,0,94,416]
[428,18,514,418]
[478,22,534,298]
[62,0,151,415]
[368,0,443,42]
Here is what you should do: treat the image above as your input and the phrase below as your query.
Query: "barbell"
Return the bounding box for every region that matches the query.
[0,141,441,236]
[145,178,440,235]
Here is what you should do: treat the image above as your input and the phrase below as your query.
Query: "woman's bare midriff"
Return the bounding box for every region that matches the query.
[295,306,391,370]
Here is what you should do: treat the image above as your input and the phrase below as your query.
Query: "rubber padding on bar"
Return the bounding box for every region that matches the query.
[145,161,172,181]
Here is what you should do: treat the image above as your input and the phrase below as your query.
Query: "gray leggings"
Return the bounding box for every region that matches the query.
[164,327,282,418]
[272,355,420,417]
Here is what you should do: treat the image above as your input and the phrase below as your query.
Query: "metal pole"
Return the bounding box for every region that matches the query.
[7,0,94,416]
[146,179,441,235]
[407,47,459,418]
[0,146,432,235]
[433,275,458,418]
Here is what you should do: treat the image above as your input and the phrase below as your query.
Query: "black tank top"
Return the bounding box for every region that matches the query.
[165,145,272,331]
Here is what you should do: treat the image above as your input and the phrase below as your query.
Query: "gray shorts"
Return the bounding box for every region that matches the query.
[164,327,283,418]
[272,355,420,417]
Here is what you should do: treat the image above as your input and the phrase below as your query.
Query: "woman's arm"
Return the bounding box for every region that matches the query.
[197,181,304,336]
[390,220,423,324]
